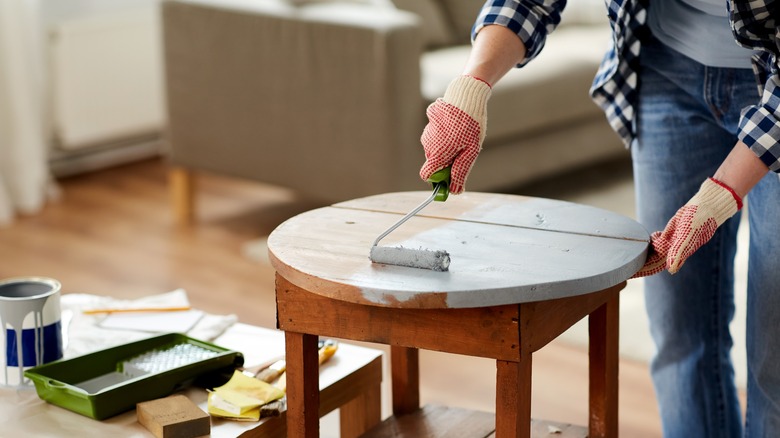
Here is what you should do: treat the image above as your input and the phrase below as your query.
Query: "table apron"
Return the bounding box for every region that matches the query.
[276,274,624,361]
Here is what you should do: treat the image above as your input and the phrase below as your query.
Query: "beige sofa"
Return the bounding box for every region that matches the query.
[162,0,625,224]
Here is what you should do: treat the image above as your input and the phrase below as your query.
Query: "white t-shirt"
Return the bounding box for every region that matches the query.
[647,0,755,68]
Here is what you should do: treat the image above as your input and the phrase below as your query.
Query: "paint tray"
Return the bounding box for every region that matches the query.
[24,333,244,420]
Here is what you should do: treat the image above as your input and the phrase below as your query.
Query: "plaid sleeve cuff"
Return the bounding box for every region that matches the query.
[472,0,564,67]
[738,76,780,172]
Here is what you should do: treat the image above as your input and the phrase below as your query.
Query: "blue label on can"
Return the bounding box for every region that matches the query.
[5,321,63,367]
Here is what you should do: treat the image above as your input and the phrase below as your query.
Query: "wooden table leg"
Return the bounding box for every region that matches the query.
[588,294,619,437]
[495,353,532,438]
[285,331,320,438]
[391,346,420,416]
[339,383,381,438]
[169,166,195,226]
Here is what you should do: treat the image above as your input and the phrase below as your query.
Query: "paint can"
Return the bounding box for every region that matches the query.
[0,277,63,387]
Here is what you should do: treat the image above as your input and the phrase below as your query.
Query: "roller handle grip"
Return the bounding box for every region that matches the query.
[427,167,451,202]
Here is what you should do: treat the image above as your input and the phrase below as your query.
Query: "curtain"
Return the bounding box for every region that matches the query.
[0,0,54,226]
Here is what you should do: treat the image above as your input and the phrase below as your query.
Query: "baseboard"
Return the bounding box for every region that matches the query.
[49,136,163,177]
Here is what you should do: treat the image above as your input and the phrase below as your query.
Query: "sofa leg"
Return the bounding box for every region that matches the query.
[170,167,195,226]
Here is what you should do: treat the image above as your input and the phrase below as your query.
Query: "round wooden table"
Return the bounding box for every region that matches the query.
[269,192,649,437]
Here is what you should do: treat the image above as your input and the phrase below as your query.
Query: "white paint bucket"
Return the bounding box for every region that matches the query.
[0,277,63,387]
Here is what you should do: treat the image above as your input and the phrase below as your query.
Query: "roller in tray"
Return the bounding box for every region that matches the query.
[24,332,244,420]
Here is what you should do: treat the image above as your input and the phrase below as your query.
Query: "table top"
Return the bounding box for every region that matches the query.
[268,191,649,308]
[0,323,383,438]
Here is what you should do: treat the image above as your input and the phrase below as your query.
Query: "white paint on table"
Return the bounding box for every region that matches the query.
[268,192,650,308]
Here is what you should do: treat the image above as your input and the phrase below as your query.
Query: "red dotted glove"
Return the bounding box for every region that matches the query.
[633,177,742,277]
[419,75,491,194]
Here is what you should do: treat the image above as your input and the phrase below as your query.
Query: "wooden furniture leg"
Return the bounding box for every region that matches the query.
[285,331,320,438]
[495,355,532,438]
[339,383,381,438]
[391,346,420,416]
[169,167,195,226]
[588,294,620,437]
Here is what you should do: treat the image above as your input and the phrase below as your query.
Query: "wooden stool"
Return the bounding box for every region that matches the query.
[269,192,648,437]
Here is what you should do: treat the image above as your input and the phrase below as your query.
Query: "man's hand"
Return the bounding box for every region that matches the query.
[633,177,742,277]
[419,75,491,194]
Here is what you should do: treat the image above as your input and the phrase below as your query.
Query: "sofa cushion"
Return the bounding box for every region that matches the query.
[421,24,612,144]
[437,0,485,43]
[288,0,376,4]
[439,0,609,42]
[289,0,455,48]
[391,0,455,48]
[561,0,609,26]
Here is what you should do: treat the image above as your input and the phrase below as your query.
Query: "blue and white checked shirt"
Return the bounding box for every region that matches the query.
[474,0,780,171]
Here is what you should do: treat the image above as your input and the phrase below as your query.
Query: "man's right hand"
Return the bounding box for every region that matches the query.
[419,75,492,195]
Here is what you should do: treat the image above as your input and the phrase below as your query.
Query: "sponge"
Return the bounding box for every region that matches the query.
[137,395,210,438]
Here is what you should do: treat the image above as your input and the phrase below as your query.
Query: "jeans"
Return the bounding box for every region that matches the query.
[633,35,780,437]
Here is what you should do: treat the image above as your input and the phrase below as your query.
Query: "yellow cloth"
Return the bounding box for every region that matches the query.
[207,370,285,421]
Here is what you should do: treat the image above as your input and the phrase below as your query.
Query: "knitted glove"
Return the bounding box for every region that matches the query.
[420,75,491,194]
[633,177,742,277]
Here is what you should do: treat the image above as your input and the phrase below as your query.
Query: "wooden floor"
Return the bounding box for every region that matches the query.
[0,158,663,436]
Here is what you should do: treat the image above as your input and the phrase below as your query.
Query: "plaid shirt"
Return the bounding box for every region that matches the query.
[474,0,780,171]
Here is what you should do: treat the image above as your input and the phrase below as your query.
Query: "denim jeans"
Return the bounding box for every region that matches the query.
[633,35,780,437]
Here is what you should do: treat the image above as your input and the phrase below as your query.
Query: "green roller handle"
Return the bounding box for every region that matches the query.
[427,167,451,202]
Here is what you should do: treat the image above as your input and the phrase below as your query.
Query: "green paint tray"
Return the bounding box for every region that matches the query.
[24,333,244,420]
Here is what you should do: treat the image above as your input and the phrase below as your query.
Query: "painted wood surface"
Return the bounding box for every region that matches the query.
[268,192,649,308]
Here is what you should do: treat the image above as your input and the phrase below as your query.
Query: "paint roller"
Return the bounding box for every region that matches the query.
[368,168,451,271]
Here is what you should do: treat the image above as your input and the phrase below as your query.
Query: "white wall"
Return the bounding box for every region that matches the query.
[41,0,165,174]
